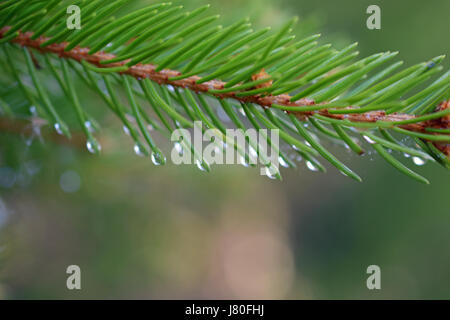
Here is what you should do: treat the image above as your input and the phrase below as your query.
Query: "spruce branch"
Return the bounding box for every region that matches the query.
[2,27,448,136]
[0,0,449,183]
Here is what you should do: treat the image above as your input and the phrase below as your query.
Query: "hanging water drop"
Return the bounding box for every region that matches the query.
[86,139,101,154]
[249,145,258,159]
[123,125,131,136]
[151,152,166,166]
[84,121,94,133]
[412,156,425,166]
[264,164,279,180]
[86,141,94,153]
[134,144,145,157]
[279,156,289,168]
[174,142,184,156]
[29,105,37,116]
[403,153,411,158]
[196,159,208,172]
[363,135,376,144]
[306,161,318,172]
[54,123,63,135]
[239,155,249,167]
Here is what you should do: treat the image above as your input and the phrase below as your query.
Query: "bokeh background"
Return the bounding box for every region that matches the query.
[0,0,449,299]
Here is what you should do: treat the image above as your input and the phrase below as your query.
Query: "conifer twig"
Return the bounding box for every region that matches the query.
[1,26,449,149]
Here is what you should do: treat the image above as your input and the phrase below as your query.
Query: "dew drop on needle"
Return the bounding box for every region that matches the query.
[306,161,318,172]
[134,144,145,157]
[412,156,425,166]
[152,152,166,166]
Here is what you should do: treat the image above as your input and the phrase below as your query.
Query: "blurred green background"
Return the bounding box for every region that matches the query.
[0,0,449,299]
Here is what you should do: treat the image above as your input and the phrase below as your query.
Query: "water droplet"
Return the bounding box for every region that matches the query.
[249,146,258,159]
[306,161,318,172]
[238,107,246,116]
[86,141,95,153]
[86,139,101,154]
[363,135,375,144]
[54,123,63,135]
[167,85,175,92]
[239,155,249,167]
[147,124,154,131]
[29,105,37,116]
[134,144,145,157]
[279,156,289,168]
[174,142,183,156]
[404,153,411,158]
[151,152,166,166]
[264,164,279,180]
[84,121,94,133]
[412,156,425,166]
[196,159,208,172]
